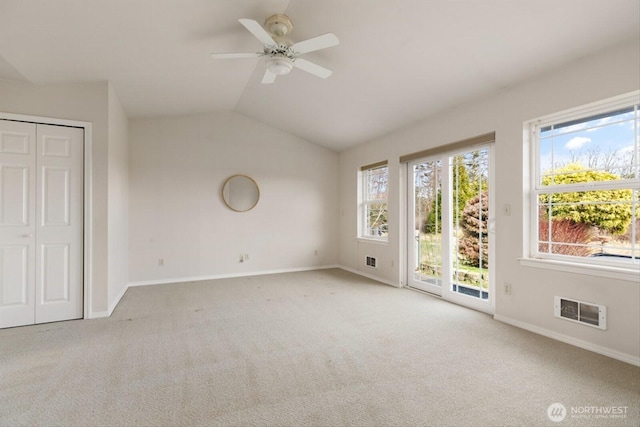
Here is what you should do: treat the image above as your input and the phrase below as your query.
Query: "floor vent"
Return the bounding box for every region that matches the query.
[554,296,607,330]
[365,256,377,268]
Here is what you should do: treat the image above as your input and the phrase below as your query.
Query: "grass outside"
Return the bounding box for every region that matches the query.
[417,232,489,290]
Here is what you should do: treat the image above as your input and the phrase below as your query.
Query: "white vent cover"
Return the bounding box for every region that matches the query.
[365,256,377,268]
[554,296,606,330]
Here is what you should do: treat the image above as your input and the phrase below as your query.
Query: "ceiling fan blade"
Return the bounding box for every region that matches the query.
[210,52,262,59]
[239,18,277,47]
[291,33,339,54]
[293,58,332,78]
[261,69,277,84]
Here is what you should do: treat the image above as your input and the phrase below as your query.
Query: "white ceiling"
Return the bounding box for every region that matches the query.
[1,1,638,152]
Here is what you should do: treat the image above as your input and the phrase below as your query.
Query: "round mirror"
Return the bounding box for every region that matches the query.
[222,175,260,212]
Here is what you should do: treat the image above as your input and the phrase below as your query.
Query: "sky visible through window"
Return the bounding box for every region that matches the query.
[539,107,638,180]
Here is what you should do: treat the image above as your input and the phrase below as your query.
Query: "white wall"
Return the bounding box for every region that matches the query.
[129,112,339,284]
[107,83,129,313]
[0,79,111,316]
[339,38,640,363]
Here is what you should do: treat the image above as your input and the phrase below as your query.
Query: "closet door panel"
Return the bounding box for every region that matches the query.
[0,120,36,328]
[35,124,83,324]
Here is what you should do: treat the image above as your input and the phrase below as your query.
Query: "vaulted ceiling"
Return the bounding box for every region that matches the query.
[1,0,638,151]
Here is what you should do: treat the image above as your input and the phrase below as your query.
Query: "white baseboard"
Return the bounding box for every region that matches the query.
[128,265,341,287]
[494,314,640,367]
[337,265,401,288]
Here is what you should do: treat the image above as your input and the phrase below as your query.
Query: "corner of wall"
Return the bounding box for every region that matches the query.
[107,84,130,312]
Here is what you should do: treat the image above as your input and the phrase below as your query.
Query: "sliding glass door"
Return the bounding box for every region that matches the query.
[407,145,494,312]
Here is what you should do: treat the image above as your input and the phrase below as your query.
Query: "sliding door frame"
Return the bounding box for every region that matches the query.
[405,143,496,315]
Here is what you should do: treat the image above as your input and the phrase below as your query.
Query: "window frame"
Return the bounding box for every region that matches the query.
[359,161,389,242]
[523,91,640,280]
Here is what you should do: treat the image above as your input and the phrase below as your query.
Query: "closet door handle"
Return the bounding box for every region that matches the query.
[22,233,34,238]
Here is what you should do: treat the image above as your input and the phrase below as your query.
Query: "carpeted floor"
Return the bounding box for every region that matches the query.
[1,269,638,426]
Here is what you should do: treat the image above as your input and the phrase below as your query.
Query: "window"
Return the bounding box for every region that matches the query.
[529,92,639,270]
[360,161,388,240]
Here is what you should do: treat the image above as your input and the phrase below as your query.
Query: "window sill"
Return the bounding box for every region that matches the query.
[357,237,389,246]
[518,257,640,282]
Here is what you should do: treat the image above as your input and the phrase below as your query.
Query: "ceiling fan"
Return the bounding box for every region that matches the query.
[211,14,339,84]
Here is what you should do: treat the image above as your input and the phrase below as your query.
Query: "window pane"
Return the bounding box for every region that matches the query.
[365,202,388,237]
[539,106,639,184]
[537,189,638,260]
[365,166,388,200]
[413,160,442,285]
[451,149,490,300]
[362,164,388,239]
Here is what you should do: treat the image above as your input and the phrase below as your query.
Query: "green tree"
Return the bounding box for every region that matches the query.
[540,163,633,234]
[424,190,441,233]
[466,149,489,196]
[452,155,474,218]
[424,155,473,232]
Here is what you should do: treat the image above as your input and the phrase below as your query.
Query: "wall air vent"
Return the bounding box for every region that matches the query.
[365,256,377,268]
[554,296,606,330]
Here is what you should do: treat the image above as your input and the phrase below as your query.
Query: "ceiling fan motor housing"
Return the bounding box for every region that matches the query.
[265,14,293,37]
[264,44,296,59]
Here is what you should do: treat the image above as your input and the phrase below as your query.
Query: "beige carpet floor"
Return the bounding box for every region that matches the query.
[1,268,638,426]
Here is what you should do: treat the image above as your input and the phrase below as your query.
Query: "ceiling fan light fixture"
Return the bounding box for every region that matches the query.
[266,57,293,75]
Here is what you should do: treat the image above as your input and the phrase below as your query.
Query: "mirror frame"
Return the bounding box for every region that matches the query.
[222,174,260,212]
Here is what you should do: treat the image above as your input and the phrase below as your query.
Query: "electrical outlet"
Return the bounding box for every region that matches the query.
[504,282,512,295]
[158,258,164,266]
[239,254,244,262]
[244,253,249,261]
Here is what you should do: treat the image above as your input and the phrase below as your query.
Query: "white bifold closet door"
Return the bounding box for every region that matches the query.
[0,120,83,328]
